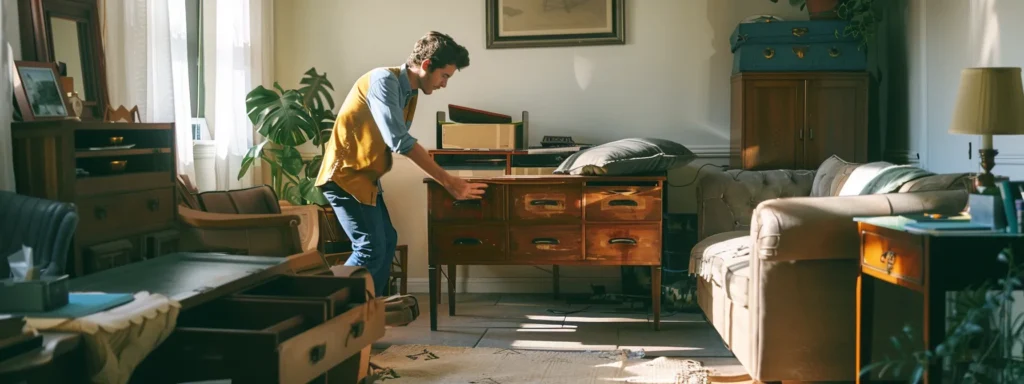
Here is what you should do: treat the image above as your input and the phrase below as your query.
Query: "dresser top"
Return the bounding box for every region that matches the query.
[423,174,666,184]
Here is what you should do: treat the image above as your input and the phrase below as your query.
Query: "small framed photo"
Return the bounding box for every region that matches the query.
[13,61,71,121]
[486,0,626,49]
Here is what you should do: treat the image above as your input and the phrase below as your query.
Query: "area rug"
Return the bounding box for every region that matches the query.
[367,344,710,384]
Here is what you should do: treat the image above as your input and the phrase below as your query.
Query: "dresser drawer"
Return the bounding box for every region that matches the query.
[585,224,661,265]
[233,274,356,318]
[509,225,583,262]
[76,187,175,242]
[584,184,663,221]
[428,182,504,221]
[509,183,582,221]
[140,294,383,384]
[861,228,924,287]
[431,224,506,262]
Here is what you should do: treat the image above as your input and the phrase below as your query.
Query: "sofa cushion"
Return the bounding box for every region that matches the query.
[553,138,697,176]
[810,155,860,197]
[697,170,815,239]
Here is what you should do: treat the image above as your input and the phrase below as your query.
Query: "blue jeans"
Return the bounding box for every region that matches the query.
[320,181,397,297]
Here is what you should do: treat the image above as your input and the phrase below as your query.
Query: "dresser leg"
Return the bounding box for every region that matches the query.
[652,266,661,331]
[448,264,457,316]
[429,264,438,331]
[552,265,560,299]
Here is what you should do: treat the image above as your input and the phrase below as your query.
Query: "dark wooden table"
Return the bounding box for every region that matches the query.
[855,217,1024,383]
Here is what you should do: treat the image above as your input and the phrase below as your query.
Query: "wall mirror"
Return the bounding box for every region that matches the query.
[19,0,109,120]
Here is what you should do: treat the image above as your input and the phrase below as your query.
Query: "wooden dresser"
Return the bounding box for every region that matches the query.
[730,71,869,170]
[10,120,179,277]
[424,174,666,330]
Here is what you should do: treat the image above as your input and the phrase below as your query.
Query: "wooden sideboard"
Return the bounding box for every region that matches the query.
[11,120,179,277]
[424,174,666,330]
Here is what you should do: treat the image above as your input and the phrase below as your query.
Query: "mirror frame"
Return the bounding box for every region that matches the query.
[18,0,109,121]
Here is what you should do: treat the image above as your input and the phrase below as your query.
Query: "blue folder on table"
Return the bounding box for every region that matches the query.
[13,293,134,318]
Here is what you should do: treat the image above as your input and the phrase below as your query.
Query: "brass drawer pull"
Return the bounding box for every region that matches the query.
[532,238,559,245]
[530,199,560,206]
[453,238,482,246]
[453,200,481,207]
[609,199,638,207]
[792,27,808,37]
[880,250,896,273]
[792,46,808,59]
[308,343,327,363]
[609,238,637,245]
[763,47,775,59]
[829,47,841,58]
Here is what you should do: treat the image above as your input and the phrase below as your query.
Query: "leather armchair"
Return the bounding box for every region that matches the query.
[0,191,78,277]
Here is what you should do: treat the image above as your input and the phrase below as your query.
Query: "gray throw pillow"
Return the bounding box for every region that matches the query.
[553,138,697,176]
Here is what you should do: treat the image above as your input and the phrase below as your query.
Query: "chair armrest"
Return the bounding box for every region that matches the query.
[176,205,304,257]
[178,205,301,229]
[697,169,816,240]
[751,190,968,262]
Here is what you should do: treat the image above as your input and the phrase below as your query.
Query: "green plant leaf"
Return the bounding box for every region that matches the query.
[246,85,314,146]
[269,146,305,176]
[299,178,329,205]
[299,67,335,114]
[306,155,324,179]
[237,139,270,180]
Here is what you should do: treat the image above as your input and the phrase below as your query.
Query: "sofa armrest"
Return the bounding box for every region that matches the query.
[751,189,968,262]
[697,169,816,241]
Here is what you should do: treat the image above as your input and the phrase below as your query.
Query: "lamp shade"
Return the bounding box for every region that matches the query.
[948,67,1024,135]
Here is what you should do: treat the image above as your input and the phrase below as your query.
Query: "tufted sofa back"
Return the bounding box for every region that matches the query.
[696,156,972,241]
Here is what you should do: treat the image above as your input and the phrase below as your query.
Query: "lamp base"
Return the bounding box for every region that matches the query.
[975,148,1000,195]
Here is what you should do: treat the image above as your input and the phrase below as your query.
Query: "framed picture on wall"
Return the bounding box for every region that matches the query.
[486,0,626,49]
[13,61,71,121]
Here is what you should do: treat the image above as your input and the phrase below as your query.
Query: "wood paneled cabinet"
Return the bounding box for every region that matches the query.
[11,120,179,277]
[730,72,869,170]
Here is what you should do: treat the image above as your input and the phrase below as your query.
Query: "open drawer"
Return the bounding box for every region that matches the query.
[233,274,363,318]
[134,280,384,383]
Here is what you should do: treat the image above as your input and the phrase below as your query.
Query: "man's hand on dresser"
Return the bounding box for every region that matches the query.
[443,176,488,200]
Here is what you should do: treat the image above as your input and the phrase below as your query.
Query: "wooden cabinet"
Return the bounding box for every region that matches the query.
[11,120,179,276]
[730,72,869,170]
[424,175,666,331]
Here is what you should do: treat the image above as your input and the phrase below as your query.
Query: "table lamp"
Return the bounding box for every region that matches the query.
[948,67,1024,194]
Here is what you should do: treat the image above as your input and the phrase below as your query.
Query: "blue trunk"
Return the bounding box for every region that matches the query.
[730,20,867,73]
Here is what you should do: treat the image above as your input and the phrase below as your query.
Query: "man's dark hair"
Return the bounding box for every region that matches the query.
[407,31,470,72]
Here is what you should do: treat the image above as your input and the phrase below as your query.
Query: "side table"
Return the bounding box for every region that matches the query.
[854,216,1024,383]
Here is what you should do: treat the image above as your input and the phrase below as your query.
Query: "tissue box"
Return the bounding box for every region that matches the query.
[0,275,69,312]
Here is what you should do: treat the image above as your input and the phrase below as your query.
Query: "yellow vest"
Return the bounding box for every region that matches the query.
[314,67,418,206]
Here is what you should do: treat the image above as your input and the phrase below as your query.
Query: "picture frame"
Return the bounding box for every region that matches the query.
[486,0,625,49]
[13,61,72,121]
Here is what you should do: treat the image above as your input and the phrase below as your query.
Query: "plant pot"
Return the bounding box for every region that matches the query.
[807,0,840,19]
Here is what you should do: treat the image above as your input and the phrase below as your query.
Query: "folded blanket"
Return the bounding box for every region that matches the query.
[837,161,934,196]
[857,165,935,195]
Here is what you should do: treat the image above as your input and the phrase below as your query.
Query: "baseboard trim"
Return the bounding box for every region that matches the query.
[689,144,730,159]
[406,277,623,294]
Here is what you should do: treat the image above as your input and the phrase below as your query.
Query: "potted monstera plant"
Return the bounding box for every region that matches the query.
[237,67,336,206]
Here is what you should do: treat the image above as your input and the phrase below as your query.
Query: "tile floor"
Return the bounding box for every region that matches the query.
[373,293,749,380]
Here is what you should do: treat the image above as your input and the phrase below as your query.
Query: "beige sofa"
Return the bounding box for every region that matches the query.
[689,156,971,383]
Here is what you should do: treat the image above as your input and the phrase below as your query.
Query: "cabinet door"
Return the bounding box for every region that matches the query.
[738,79,806,169]
[805,77,868,168]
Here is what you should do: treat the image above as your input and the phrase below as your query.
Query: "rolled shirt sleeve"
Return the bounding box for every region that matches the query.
[366,71,418,154]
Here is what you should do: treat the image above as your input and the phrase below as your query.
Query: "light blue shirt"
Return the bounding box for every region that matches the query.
[366,63,418,155]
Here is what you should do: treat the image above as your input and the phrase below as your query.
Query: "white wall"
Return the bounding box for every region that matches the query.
[275,0,808,292]
[907,0,1024,179]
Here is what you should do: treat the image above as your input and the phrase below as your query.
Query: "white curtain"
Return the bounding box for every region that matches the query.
[0,1,16,192]
[203,0,272,191]
[101,0,196,182]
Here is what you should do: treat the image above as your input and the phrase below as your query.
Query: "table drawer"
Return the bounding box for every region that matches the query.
[139,294,383,384]
[509,225,583,262]
[431,224,506,262]
[509,183,582,221]
[233,274,359,318]
[584,184,662,221]
[428,182,504,221]
[585,224,661,265]
[76,187,175,242]
[861,228,924,286]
